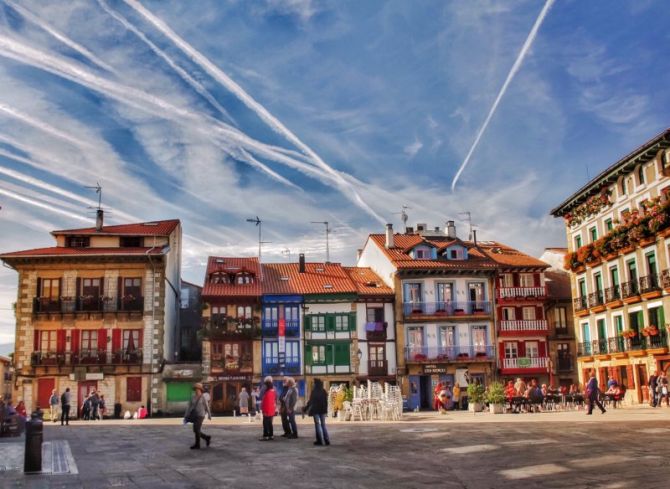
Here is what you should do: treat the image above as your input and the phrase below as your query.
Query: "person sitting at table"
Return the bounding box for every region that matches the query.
[541,384,548,397]
[505,380,516,400]
[514,378,527,397]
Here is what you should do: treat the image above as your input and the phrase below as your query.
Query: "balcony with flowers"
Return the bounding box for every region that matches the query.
[564,195,670,273]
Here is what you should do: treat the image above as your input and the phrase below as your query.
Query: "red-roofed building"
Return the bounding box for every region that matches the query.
[200,257,261,414]
[0,213,183,416]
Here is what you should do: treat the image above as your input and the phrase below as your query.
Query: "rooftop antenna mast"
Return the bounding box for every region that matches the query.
[310,221,332,263]
[282,248,292,262]
[458,211,477,241]
[393,205,411,229]
[85,182,103,209]
[247,216,270,281]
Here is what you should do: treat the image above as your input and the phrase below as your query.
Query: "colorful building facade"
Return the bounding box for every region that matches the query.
[551,129,670,403]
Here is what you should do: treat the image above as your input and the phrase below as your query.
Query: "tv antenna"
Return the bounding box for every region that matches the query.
[458,211,477,241]
[393,205,411,229]
[282,248,292,262]
[85,182,103,209]
[246,216,264,260]
[310,221,333,263]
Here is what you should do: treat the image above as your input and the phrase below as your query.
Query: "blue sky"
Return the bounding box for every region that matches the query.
[0,0,669,346]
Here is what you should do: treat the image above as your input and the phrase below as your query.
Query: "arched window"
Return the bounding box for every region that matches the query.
[210,272,229,284]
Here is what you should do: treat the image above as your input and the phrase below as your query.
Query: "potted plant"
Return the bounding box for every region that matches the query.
[467,383,486,413]
[486,381,506,414]
[620,329,637,339]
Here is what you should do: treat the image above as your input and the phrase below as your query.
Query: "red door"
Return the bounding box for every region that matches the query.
[77,381,97,416]
[37,378,55,411]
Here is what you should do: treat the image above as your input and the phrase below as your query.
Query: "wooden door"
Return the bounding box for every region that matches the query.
[225,383,239,412]
[211,382,225,414]
[37,378,55,412]
[77,381,97,416]
[408,375,420,411]
[636,365,648,403]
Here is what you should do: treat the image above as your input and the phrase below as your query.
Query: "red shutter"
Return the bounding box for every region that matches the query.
[518,342,526,357]
[499,343,506,359]
[98,328,107,351]
[138,329,144,352]
[516,307,522,319]
[57,329,66,353]
[112,329,121,351]
[76,277,81,296]
[513,274,520,286]
[626,365,635,389]
[36,277,42,297]
[536,306,544,320]
[118,277,123,296]
[34,330,39,352]
[538,342,546,357]
[71,329,80,354]
[533,273,541,286]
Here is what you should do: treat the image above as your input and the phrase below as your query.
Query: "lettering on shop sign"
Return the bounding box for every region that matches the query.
[423,364,447,374]
[85,373,104,380]
[215,376,250,381]
[173,369,194,378]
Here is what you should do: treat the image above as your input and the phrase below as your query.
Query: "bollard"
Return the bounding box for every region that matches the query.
[24,411,43,473]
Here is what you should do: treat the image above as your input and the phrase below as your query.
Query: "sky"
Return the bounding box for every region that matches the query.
[0,0,669,347]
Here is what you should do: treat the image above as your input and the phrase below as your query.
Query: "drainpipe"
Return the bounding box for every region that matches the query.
[145,238,158,416]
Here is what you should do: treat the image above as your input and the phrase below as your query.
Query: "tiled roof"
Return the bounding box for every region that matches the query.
[202,257,262,298]
[476,242,550,270]
[368,234,547,271]
[369,234,497,271]
[343,267,394,297]
[52,219,180,237]
[262,262,357,295]
[0,247,164,259]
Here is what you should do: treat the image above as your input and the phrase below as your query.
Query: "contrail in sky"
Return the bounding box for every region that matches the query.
[5,0,117,74]
[0,186,91,222]
[123,0,386,225]
[450,0,555,191]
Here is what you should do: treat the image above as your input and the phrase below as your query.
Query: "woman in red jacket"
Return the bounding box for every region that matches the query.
[260,378,276,441]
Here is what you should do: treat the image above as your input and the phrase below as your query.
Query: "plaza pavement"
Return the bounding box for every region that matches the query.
[2,407,669,489]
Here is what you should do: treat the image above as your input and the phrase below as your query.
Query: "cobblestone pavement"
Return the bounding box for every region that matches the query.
[2,409,669,489]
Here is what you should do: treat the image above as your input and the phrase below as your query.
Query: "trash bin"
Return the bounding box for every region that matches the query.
[24,411,43,473]
[114,402,122,419]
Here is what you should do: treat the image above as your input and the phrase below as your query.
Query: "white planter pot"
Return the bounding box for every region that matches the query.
[489,404,504,414]
[468,402,484,413]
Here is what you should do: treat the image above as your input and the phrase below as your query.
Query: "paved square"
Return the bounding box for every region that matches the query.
[1,410,669,488]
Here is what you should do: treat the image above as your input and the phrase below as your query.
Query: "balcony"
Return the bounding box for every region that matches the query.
[557,357,574,372]
[496,286,546,300]
[204,315,258,339]
[33,296,144,316]
[365,322,387,341]
[211,357,253,374]
[404,345,494,363]
[639,274,661,297]
[498,320,548,336]
[578,331,668,357]
[30,349,143,367]
[261,319,299,337]
[500,357,548,371]
[588,291,605,309]
[262,361,301,376]
[403,301,492,318]
[573,296,588,312]
[621,281,639,300]
[662,269,670,289]
[368,359,388,377]
[604,286,621,303]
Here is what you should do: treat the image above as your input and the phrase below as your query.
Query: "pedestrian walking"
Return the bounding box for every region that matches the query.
[279,379,291,436]
[98,395,106,420]
[452,383,461,410]
[305,378,329,446]
[259,377,276,441]
[184,383,212,449]
[586,371,606,415]
[60,388,71,425]
[90,391,100,421]
[81,394,91,420]
[285,378,298,438]
[649,371,659,407]
[251,387,260,415]
[239,387,250,416]
[49,389,59,423]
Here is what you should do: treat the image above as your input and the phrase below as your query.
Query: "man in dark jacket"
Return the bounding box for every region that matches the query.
[306,378,330,446]
[649,371,659,407]
[279,380,291,437]
[60,388,71,426]
[586,371,606,415]
[285,378,298,439]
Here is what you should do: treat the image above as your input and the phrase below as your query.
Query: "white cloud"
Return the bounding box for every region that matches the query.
[403,137,423,158]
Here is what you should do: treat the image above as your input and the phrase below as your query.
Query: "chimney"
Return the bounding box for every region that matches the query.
[446,220,456,239]
[473,229,477,245]
[299,253,306,273]
[385,223,394,249]
[95,209,104,231]
[356,249,363,261]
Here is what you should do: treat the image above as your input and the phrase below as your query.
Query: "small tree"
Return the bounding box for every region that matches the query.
[467,383,485,404]
[485,381,505,405]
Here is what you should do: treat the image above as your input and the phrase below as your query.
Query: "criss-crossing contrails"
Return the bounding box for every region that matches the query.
[450,0,555,192]
[122,0,386,224]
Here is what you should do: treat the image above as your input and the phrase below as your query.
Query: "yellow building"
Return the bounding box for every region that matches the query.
[551,129,670,404]
[0,213,182,417]
[0,354,12,401]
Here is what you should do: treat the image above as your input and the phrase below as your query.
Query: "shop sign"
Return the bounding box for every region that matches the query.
[517,357,531,368]
[423,364,447,374]
[86,373,104,380]
[214,375,250,381]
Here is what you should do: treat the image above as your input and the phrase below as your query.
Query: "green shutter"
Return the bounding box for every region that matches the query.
[637,310,644,329]
[659,307,665,328]
[349,313,356,332]
[166,382,192,402]
[326,315,336,332]
[304,315,312,331]
[334,343,350,366]
[304,344,312,365]
[325,344,334,364]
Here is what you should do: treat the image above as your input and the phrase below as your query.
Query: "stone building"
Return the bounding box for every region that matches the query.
[0,354,12,401]
[551,129,670,403]
[0,213,181,416]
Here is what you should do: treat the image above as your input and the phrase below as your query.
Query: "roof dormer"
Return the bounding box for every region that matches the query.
[409,244,436,260]
[443,244,468,261]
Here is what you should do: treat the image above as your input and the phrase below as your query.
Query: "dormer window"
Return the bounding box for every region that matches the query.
[66,236,90,248]
[120,236,142,247]
[236,272,254,284]
[210,272,230,284]
[444,245,467,260]
[412,245,433,259]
